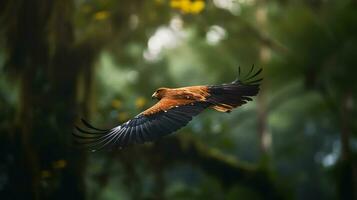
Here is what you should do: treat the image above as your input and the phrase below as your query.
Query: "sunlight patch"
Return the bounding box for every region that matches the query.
[206,25,227,45]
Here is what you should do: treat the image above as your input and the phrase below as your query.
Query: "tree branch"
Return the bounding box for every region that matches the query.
[145,136,284,199]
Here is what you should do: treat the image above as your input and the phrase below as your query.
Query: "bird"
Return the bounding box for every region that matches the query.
[74,66,262,151]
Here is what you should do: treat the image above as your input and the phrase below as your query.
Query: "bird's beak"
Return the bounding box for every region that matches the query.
[151,92,157,99]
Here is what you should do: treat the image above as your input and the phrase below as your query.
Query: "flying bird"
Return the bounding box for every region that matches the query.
[74,66,262,151]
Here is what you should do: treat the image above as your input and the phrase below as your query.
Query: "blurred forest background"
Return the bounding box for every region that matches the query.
[0,0,356,199]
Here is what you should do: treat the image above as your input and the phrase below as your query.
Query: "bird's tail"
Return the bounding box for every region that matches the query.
[207,65,262,113]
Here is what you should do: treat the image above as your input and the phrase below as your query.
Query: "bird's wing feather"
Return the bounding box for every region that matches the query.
[73,99,209,151]
[206,65,262,112]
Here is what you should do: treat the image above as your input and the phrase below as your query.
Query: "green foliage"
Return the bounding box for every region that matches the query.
[0,0,356,199]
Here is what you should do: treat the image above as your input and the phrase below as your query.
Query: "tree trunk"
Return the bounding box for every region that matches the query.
[2,0,87,199]
[336,92,355,200]
[256,1,272,159]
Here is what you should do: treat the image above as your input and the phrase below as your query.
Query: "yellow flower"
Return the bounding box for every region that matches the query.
[170,0,205,14]
[94,11,110,20]
[170,0,183,8]
[118,112,129,122]
[190,1,205,13]
[135,97,147,109]
[52,159,67,169]
[181,0,192,13]
[41,170,51,178]
[111,99,122,109]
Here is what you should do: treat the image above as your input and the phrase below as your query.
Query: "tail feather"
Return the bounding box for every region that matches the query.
[207,65,262,112]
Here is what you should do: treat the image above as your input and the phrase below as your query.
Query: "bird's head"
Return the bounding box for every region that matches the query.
[152,88,168,100]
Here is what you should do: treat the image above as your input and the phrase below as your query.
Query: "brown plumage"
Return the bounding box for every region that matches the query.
[74,66,263,151]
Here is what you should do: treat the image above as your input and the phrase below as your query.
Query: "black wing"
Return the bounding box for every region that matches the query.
[206,65,262,109]
[73,102,209,151]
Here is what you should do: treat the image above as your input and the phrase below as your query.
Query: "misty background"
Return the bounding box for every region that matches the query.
[0,0,356,199]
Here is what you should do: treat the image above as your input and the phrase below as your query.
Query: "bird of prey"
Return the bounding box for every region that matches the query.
[74,66,262,151]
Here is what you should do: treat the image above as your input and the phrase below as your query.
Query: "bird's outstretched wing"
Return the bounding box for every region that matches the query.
[73,99,210,151]
[73,65,263,151]
[206,65,262,112]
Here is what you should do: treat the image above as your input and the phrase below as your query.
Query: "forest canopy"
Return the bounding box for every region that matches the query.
[0,0,356,200]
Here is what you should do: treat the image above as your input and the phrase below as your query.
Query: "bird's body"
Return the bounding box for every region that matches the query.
[143,86,209,115]
[74,66,262,151]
